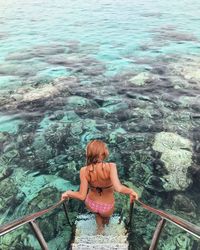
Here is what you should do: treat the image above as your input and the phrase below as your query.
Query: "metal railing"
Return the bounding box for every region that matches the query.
[128,199,200,250]
[0,199,200,250]
[0,200,73,250]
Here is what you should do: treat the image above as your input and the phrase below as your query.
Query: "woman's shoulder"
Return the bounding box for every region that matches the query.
[80,166,88,176]
[104,162,116,170]
[81,166,87,172]
[105,162,116,166]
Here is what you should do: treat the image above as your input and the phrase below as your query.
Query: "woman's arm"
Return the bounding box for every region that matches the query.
[61,167,88,201]
[110,163,138,200]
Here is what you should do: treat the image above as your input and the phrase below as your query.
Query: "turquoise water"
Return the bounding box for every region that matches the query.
[1,0,200,89]
[0,0,200,249]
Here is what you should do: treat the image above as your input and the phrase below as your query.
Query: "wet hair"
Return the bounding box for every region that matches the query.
[86,140,109,165]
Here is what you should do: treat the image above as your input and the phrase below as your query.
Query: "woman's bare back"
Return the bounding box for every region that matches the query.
[84,162,115,204]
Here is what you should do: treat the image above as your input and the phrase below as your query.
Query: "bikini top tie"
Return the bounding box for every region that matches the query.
[89,184,113,196]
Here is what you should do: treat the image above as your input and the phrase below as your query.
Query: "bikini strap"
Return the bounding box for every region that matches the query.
[89,184,113,196]
[87,162,113,195]
[88,164,94,183]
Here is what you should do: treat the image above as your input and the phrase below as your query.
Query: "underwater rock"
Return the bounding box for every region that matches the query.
[30,122,68,167]
[0,114,24,133]
[100,98,128,115]
[160,232,194,250]
[46,54,75,65]
[0,149,19,167]
[47,154,67,172]
[145,176,165,192]
[153,28,198,43]
[126,92,153,102]
[79,118,96,132]
[163,110,193,135]
[22,81,66,102]
[1,184,71,249]
[178,96,200,113]
[61,110,81,123]
[0,228,34,250]
[5,51,34,61]
[119,111,133,122]
[70,122,84,136]
[31,44,66,56]
[169,56,200,88]
[32,133,47,151]
[58,160,79,184]
[128,149,154,186]
[180,65,200,83]
[172,194,197,215]
[81,131,103,146]
[109,128,126,144]
[14,169,77,204]
[129,72,158,86]
[80,107,106,119]
[0,64,37,77]
[27,186,63,241]
[27,186,60,212]
[130,206,158,249]
[152,158,167,176]
[0,178,19,213]
[0,76,78,112]
[0,132,10,143]
[81,64,106,76]
[0,132,12,151]
[44,123,71,154]
[48,110,65,121]
[0,167,13,181]
[152,132,193,191]
[66,95,99,109]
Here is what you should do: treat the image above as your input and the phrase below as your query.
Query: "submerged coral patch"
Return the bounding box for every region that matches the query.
[153,132,193,191]
[152,27,198,43]
[0,1,200,248]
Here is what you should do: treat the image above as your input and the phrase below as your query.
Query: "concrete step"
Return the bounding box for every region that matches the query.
[71,214,129,250]
[71,242,129,250]
[74,235,127,244]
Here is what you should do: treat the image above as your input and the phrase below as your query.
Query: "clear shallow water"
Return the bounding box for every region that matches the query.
[0,0,200,249]
[1,0,200,89]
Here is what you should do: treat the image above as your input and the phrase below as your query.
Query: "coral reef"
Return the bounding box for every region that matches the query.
[152,132,193,191]
[0,34,200,249]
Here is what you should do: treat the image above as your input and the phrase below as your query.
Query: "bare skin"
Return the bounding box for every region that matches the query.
[61,162,138,234]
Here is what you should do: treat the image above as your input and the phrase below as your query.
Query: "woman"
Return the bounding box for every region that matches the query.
[61,140,138,234]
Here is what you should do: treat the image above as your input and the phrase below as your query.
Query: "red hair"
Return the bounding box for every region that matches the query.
[86,140,109,165]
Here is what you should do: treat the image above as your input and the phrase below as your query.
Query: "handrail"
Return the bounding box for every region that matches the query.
[136,200,200,240]
[0,198,200,250]
[0,200,67,237]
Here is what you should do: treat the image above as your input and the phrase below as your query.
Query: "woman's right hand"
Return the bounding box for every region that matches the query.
[129,189,139,203]
[61,191,71,201]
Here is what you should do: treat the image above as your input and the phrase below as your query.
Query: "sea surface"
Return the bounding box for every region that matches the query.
[0,0,200,249]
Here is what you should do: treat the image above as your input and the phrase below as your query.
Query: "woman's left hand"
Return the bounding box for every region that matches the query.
[129,190,139,203]
[61,190,71,201]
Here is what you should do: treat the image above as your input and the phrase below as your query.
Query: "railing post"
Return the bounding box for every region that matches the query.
[29,220,48,250]
[62,201,73,228]
[149,218,166,250]
[128,201,134,229]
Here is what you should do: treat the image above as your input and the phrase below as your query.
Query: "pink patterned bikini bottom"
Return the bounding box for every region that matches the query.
[85,196,114,214]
